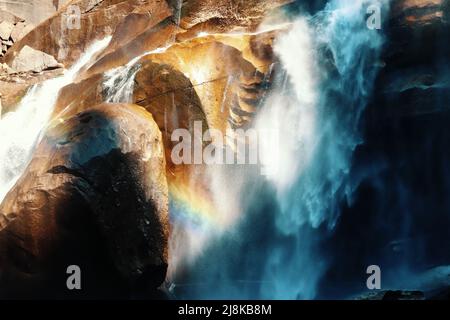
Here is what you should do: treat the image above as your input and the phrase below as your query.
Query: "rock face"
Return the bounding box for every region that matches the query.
[53,59,208,170]
[3,0,173,68]
[12,45,62,73]
[0,12,34,58]
[0,21,13,40]
[172,0,292,31]
[0,0,67,25]
[0,0,296,299]
[321,1,450,298]
[10,22,34,43]
[0,9,24,24]
[374,0,450,116]
[0,103,169,299]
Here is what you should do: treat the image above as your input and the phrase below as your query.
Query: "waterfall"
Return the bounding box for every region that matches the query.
[262,0,388,230]
[103,46,171,103]
[176,0,389,299]
[255,0,388,299]
[103,60,141,103]
[0,37,112,204]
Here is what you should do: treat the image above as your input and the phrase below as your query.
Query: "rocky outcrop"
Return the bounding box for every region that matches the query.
[81,0,289,78]
[3,0,173,68]
[0,13,33,58]
[12,45,63,73]
[52,59,207,170]
[10,22,34,43]
[0,67,64,116]
[373,0,450,117]
[0,103,169,299]
[171,0,292,31]
[53,27,280,157]
[0,0,290,299]
[0,0,70,25]
[0,21,13,40]
[0,9,24,25]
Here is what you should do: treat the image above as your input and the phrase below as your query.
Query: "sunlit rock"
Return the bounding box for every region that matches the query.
[3,0,172,68]
[12,45,63,73]
[0,21,14,40]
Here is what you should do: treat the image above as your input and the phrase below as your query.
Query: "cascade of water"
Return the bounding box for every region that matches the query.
[103,62,141,103]
[0,37,112,203]
[103,46,171,103]
[255,0,389,298]
[176,0,389,299]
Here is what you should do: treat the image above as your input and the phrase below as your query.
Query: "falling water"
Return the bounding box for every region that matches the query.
[255,0,389,299]
[176,0,389,299]
[0,37,112,203]
[103,60,141,103]
[103,46,171,103]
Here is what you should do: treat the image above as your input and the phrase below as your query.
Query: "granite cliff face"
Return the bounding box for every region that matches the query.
[0,0,449,299]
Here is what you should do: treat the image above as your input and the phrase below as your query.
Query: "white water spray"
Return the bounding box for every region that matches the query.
[103,46,171,103]
[178,0,389,300]
[0,37,112,203]
[256,18,319,194]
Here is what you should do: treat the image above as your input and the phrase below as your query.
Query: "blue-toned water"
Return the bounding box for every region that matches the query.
[173,0,392,299]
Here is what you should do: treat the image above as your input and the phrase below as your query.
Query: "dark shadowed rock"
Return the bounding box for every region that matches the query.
[0,103,169,299]
[370,0,450,118]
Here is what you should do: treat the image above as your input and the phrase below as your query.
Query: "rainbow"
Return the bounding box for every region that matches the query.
[169,182,219,233]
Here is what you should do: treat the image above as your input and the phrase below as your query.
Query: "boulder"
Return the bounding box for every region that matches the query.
[10,22,34,43]
[53,60,208,170]
[0,21,14,40]
[0,103,169,299]
[0,9,24,24]
[0,0,63,25]
[11,46,62,73]
[0,62,15,74]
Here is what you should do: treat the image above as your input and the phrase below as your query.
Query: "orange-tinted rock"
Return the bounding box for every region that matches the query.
[390,0,448,26]
[0,103,169,299]
[81,0,291,79]
[138,37,268,134]
[82,18,182,79]
[53,60,207,170]
[173,0,293,30]
[4,0,172,68]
